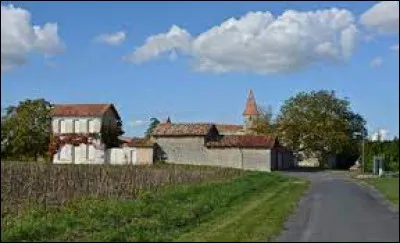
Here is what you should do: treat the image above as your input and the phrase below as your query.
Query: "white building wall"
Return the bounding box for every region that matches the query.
[52,138,105,164]
[52,117,102,134]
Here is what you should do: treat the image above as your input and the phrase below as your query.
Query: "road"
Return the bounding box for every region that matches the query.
[275,170,399,242]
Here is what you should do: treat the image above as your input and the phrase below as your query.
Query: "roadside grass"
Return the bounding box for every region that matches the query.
[175,178,308,242]
[363,178,399,207]
[1,171,309,242]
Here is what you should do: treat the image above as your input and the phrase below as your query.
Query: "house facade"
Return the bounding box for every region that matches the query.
[50,104,122,164]
[152,90,294,171]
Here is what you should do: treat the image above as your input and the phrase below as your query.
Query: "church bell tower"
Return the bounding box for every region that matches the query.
[243,89,259,130]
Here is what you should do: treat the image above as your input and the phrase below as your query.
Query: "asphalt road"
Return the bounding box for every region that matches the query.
[275,170,399,242]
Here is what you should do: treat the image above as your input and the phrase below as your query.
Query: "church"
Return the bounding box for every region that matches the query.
[152,90,294,171]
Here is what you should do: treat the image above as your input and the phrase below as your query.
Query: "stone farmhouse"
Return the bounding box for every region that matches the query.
[50,104,153,165]
[50,90,294,171]
[152,90,294,171]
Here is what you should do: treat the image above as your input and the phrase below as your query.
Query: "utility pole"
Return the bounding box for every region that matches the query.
[362,129,365,173]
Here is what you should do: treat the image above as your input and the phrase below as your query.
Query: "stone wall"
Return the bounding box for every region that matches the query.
[242,149,271,171]
[155,136,272,171]
[155,137,208,165]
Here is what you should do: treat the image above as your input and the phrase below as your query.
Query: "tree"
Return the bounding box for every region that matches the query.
[276,90,366,167]
[145,118,160,138]
[251,105,276,135]
[101,115,124,148]
[1,99,52,161]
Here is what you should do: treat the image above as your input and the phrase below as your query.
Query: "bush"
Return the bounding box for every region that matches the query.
[364,139,399,172]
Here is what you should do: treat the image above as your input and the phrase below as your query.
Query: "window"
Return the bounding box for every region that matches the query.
[73,119,79,133]
[60,145,71,160]
[88,119,95,133]
[59,119,66,133]
[66,120,73,133]
[80,119,87,133]
[76,144,85,160]
[88,145,95,160]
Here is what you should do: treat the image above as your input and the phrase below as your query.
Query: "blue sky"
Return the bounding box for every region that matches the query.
[1,1,399,138]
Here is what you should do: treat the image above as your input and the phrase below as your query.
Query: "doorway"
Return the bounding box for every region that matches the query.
[130,149,137,164]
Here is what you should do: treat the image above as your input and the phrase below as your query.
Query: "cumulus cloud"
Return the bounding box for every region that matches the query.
[124,25,192,63]
[1,4,65,72]
[391,44,399,52]
[360,1,399,34]
[371,129,390,141]
[370,57,383,67]
[125,8,359,74]
[95,31,126,46]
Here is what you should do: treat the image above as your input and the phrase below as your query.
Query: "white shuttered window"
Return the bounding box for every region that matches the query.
[88,145,95,160]
[73,120,79,133]
[60,119,66,133]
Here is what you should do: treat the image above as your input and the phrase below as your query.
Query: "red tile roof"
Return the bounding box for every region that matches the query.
[51,104,120,119]
[215,124,244,134]
[243,89,259,116]
[206,135,277,148]
[119,136,154,147]
[152,123,215,137]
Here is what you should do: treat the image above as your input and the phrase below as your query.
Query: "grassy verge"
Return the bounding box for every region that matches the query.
[363,178,399,207]
[1,172,308,242]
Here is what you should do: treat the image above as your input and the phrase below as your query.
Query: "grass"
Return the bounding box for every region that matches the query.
[1,171,309,242]
[363,177,399,207]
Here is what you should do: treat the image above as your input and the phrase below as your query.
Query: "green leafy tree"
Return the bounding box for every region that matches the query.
[1,99,52,161]
[276,90,366,167]
[251,105,276,135]
[145,118,160,138]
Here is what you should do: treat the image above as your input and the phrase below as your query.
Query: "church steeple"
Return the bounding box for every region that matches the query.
[243,89,258,116]
[243,89,259,130]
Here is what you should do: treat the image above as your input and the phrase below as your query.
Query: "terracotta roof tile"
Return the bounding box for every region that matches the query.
[51,104,120,119]
[215,124,244,134]
[152,123,215,137]
[119,136,155,147]
[206,135,277,148]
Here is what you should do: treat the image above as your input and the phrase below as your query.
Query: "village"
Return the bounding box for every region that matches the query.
[1,1,398,242]
[50,90,294,171]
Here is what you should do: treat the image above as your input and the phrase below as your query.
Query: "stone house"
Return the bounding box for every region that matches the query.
[50,104,122,164]
[152,90,294,171]
[50,103,154,165]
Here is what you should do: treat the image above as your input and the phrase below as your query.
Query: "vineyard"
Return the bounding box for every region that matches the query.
[1,162,244,220]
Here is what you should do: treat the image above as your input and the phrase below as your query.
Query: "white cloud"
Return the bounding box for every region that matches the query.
[370,57,383,67]
[1,4,65,72]
[124,25,192,63]
[360,1,399,34]
[391,44,399,52]
[126,8,359,74]
[128,119,146,127]
[95,31,126,46]
[371,129,390,141]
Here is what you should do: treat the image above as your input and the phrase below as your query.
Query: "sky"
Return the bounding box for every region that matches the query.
[1,1,399,138]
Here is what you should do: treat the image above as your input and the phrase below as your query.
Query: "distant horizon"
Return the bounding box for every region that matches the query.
[2,1,398,139]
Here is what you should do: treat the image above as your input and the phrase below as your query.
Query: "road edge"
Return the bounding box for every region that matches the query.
[347,176,399,214]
